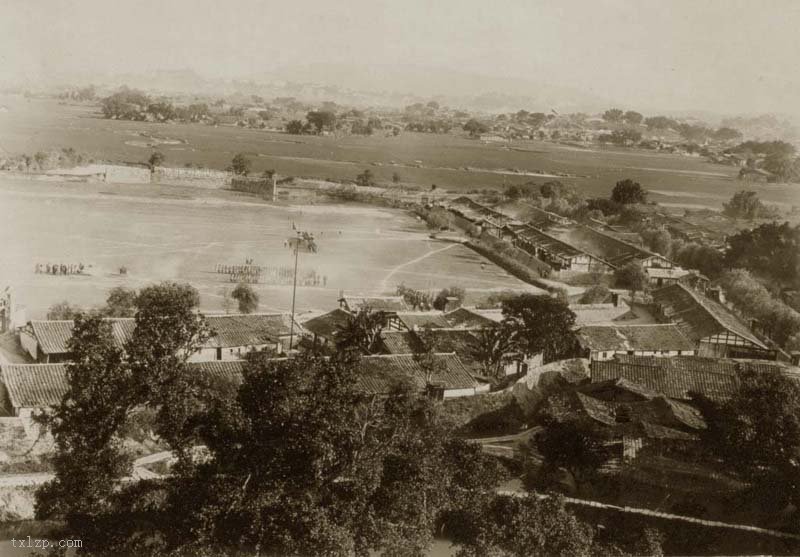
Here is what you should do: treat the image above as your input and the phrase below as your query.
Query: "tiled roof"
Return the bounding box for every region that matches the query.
[590,356,738,400]
[302,309,352,341]
[569,302,630,326]
[29,319,135,355]
[651,283,767,349]
[1,363,69,408]
[396,312,452,330]
[554,225,663,268]
[379,331,426,354]
[201,314,302,348]
[1,352,478,409]
[357,353,478,394]
[187,360,246,385]
[580,377,659,401]
[340,296,408,312]
[576,324,695,352]
[638,421,699,441]
[444,307,499,329]
[516,225,586,260]
[569,389,706,432]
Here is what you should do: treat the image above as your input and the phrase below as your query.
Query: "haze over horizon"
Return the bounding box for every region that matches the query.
[3,0,800,117]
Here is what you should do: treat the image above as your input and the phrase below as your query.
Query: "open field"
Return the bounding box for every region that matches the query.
[2,96,799,211]
[0,177,536,319]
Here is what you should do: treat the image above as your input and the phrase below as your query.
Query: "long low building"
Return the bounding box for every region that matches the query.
[651,283,772,359]
[503,224,610,273]
[576,324,696,361]
[0,353,481,415]
[590,354,800,402]
[18,314,306,363]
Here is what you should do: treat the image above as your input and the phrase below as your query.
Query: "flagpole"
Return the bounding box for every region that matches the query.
[288,233,299,352]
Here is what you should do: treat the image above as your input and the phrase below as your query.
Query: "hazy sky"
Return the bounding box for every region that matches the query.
[2,0,799,115]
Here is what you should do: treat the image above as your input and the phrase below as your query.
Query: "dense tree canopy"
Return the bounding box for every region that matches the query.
[697,367,800,509]
[229,153,252,176]
[723,190,779,220]
[501,294,577,361]
[615,262,648,297]
[306,110,337,133]
[725,221,800,286]
[231,282,259,314]
[602,108,624,123]
[463,118,490,137]
[104,286,137,317]
[611,179,647,204]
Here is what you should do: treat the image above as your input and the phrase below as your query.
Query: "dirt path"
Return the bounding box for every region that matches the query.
[378,242,459,293]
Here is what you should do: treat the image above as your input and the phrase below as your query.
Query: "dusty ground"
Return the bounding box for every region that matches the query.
[0,177,537,319]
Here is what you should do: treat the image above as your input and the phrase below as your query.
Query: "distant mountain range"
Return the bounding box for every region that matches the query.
[20,65,614,113]
[7,66,800,138]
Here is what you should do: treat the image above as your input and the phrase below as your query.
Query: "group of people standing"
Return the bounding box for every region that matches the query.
[35,262,84,275]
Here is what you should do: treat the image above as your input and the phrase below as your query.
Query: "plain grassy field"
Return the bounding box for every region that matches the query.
[0,177,536,319]
[2,96,799,210]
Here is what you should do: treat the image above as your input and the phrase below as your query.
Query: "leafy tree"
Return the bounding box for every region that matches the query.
[229,153,252,176]
[306,110,337,133]
[463,118,489,137]
[147,151,165,170]
[602,108,624,123]
[504,185,521,200]
[336,307,385,354]
[614,261,648,298]
[449,493,597,557]
[34,151,48,169]
[35,315,133,547]
[672,241,725,279]
[46,301,81,320]
[540,180,565,198]
[355,168,375,187]
[725,222,799,285]
[231,283,259,313]
[723,190,779,220]
[391,171,401,184]
[697,367,800,508]
[100,88,150,120]
[501,294,577,361]
[104,287,137,317]
[578,284,610,304]
[644,115,677,130]
[285,119,305,134]
[425,207,452,230]
[713,127,742,141]
[36,283,209,551]
[534,418,613,492]
[469,326,518,380]
[611,179,647,204]
[718,269,800,346]
[433,285,466,311]
[599,129,642,145]
[639,227,672,257]
[623,110,643,125]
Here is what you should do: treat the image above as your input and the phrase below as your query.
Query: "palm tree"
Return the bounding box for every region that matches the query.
[335,307,385,354]
[469,325,518,381]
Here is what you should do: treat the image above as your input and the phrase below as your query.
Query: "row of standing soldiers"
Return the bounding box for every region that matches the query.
[35,263,84,275]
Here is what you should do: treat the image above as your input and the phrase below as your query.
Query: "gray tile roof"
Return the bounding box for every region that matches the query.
[590,355,799,402]
[1,353,478,408]
[651,283,767,349]
[577,324,695,352]
[28,319,135,355]
[1,363,68,408]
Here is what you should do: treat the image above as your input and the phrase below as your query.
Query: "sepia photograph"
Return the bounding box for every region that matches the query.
[1,1,800,555]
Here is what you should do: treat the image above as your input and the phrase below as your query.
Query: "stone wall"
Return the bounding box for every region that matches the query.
[152,167,231,188]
